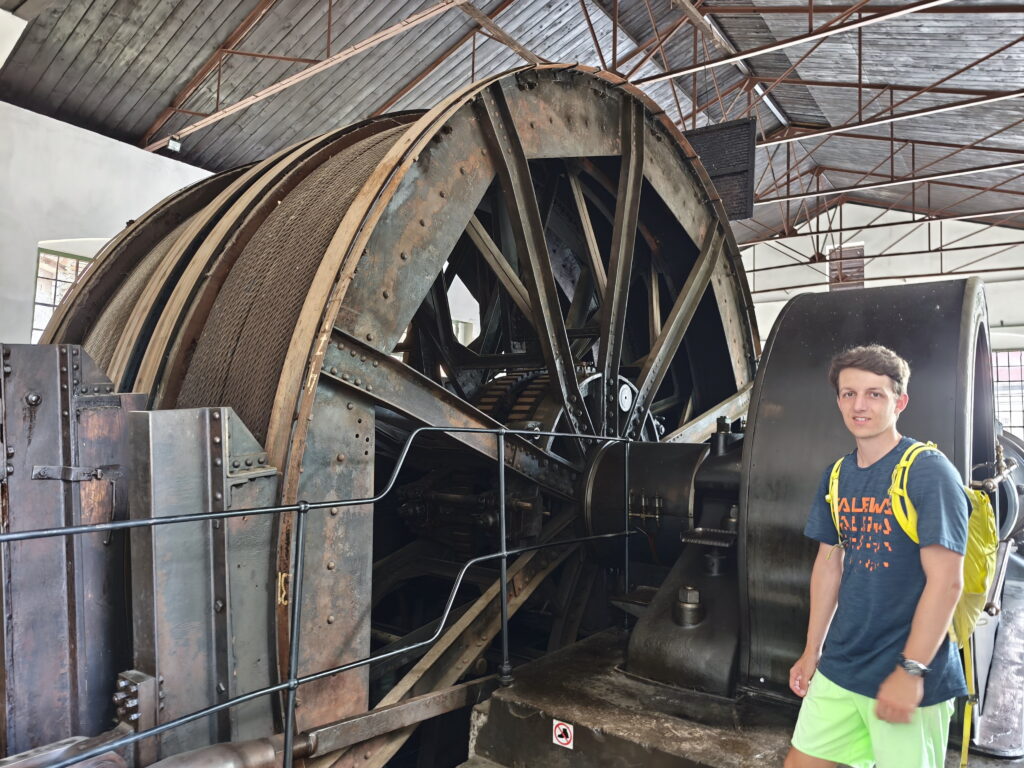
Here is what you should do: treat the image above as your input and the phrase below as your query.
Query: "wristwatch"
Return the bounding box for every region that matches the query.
[898,654,930,677]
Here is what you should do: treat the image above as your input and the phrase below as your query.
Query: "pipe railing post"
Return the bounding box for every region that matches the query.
[497,429,513,686]
[623,439,631,628]
[283,500,310,768]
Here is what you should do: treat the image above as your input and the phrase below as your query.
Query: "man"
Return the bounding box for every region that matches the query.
[785,344,969,768]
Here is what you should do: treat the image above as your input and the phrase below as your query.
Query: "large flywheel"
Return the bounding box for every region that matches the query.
[43,65,758,764]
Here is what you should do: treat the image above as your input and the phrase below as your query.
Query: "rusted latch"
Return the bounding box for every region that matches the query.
[31,464,122,482]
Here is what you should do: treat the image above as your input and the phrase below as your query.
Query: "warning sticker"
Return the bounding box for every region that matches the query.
[552,720,574,749]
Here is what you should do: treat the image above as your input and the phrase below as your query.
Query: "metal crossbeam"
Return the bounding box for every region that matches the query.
[144,0,465,152]
[634,0,957,85]
[761,89,1024,147]
[699,3,1024,12]
[755,159,1024,205]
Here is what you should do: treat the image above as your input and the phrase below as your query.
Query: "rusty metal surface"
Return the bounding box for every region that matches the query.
[127,407,278,760]
[0,735,128,768]
[145,115,422,410]
[0,345,140,754]
[307,676,498,756]
[321,332,577,497]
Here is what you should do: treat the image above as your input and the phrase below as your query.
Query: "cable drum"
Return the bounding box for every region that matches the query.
[45,65,759,759]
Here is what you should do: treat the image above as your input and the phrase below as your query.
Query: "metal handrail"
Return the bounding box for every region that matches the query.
[1,423,637,768]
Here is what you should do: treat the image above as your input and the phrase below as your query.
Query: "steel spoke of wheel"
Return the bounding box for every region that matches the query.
[625,225,723,439]
[663,383,753,444]
[596,98,645,436]
[567,166,608,298]
[465,215,535,327]
[477,83,594,439]
[649,269,662,348]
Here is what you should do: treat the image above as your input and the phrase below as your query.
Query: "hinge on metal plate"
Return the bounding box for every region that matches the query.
[31,464,122,482]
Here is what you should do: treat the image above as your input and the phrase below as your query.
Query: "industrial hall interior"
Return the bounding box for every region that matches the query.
[1,0,1024,766]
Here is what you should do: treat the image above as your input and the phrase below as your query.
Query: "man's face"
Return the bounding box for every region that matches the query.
[836,367,909,440]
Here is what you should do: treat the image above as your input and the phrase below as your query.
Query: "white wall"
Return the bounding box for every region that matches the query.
[0,10,27,68]
[0,102,209,343]
[740,203,1024,349]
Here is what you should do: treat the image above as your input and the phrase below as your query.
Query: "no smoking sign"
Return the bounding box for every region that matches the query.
[552,719,574,749]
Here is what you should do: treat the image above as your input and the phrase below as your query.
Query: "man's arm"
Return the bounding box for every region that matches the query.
[874,545,964,723]
[789,541,844,697]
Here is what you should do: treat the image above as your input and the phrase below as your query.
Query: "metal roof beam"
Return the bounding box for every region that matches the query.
[700,3,1024,13]
[760,88,1024,147]
[670,0,789,125]
[457,2,545,64]
[370,0,518,116]
[756,158,1024,205]
[140,0,281,146]
[749,77,1002,99]
[634,0,957,85]
[739,204,1024,245]
[829,132,1024,157]
[144,0,465,152]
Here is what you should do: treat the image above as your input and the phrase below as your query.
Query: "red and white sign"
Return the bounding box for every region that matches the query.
[552,719,574,749]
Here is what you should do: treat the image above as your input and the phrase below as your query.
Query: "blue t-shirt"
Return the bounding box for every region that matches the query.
[804,436,969,705]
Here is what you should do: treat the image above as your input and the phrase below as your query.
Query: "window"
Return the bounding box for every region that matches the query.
[828,245,865,291]
[994,350,1024,436]
[32,247,93,343]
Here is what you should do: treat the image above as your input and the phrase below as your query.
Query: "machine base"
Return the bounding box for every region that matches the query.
[461,626,1024,767]
[463,630,794,768]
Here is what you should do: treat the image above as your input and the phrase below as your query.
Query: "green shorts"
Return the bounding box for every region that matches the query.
[791,671,955,768]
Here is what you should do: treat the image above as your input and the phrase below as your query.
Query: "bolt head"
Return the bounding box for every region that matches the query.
[679,586,700,604]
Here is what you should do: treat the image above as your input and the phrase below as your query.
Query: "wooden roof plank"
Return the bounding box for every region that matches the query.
[126,0,321,142]
[180,0,401,166]
[49,0,165,120]
[0,1,72,97]
[71,0,186,127]
[105,0,250,134]
[32,0,120,111]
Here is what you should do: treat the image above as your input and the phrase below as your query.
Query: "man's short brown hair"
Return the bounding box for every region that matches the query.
[828,344,911,396]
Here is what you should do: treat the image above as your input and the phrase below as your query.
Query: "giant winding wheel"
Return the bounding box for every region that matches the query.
[42,65,758,765]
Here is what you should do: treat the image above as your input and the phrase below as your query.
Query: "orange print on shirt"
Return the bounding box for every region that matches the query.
[837,495,894,571]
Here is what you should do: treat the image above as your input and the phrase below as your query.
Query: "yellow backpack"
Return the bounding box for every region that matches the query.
[826,441,999,768]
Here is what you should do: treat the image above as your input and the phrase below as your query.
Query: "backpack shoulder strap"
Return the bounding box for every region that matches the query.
[826,457,845,545]
[888,440,939,544]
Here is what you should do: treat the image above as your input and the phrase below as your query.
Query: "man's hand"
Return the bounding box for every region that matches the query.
[789,651,819,697]
[874,667,924,723]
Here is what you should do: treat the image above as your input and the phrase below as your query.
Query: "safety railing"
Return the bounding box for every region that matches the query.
[0,423,636,768]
